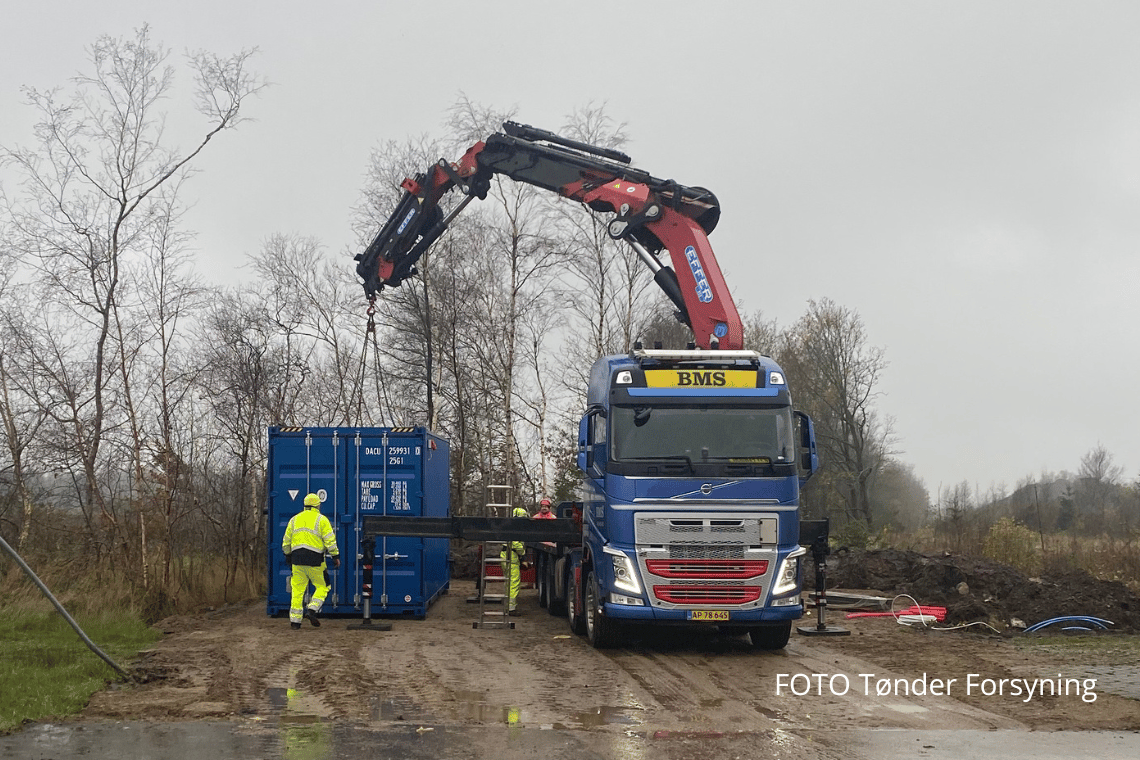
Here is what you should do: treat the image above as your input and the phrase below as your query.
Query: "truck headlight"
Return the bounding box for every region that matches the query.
[603,546,642,595]
[771,546,807,597]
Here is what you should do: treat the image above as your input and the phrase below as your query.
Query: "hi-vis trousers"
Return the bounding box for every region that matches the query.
[499,549,522,611]
[290,564,329,624]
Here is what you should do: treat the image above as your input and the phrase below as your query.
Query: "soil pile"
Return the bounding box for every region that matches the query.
[821,548,1139,633]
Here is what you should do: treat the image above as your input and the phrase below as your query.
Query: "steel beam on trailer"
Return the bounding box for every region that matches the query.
[361,516,581,544]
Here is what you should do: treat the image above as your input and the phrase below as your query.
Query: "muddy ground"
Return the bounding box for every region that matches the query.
[73,558,1140,739]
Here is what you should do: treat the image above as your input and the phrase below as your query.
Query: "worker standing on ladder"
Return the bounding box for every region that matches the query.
[282,493,341,629]
[501,507,529,616]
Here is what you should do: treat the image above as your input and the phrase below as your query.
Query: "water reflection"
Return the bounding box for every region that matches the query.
[263,685,331,760]
[570,706,643,728]
[283,721,330,760]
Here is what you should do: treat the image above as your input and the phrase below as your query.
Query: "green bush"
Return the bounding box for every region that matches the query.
[982,517,1041,576]
[831,519,871,549]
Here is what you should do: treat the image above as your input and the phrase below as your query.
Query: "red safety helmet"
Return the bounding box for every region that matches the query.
[540,499,552,507]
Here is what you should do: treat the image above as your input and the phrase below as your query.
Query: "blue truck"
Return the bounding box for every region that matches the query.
[530,348,818,649]
[354,122,819,647]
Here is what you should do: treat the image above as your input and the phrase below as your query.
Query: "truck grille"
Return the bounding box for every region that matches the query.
[653,585,763,605]
[645,559,768,579]
[633,511,778,610]
[636,516,767,546]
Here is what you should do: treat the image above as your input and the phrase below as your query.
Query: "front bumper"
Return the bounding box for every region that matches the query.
[602,599,803,624]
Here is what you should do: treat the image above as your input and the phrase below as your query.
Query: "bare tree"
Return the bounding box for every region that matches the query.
[553,104,649,396]
[637,295,700,349]
[446,97,563,497]
[247,234,370,427]
[192,286,303,591]
[0,238,45,550]
[0,26,264,566]
[118,195,205,589]
[353,126,511,513]
[743,309,781,355]
[514,302,565,501]
[777,298,893,526]
[353,133,454,428]
[0,339,50,551]
[939,481,975,554]
[1077,444,1123,534]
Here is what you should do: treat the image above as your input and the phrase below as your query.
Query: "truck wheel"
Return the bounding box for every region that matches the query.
[547,561,567,617]
[568,569,586,635]
[585,571,622,649]
[749,622,792,651]
[537,556,549,609]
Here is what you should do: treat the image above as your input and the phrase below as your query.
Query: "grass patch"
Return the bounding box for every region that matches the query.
[0,608,160,734]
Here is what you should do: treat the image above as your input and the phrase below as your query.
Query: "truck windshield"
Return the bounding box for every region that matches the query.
[610,405,795,464]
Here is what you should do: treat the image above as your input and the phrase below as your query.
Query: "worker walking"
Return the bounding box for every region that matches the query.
[500,506,529,616]
[282,493,340,629]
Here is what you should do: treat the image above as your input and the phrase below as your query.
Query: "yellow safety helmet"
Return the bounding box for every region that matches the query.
[513,507,529,518]
[303,493,320,508]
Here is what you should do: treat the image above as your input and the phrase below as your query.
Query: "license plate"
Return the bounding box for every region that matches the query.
[688,610,729,622]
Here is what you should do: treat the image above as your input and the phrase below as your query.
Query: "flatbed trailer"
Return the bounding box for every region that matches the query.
[528,502,584,618]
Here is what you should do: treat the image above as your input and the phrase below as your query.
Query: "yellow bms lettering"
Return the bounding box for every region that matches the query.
[644,369,755,388]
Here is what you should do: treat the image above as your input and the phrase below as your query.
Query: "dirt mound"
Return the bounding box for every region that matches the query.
[821,548,1139,633]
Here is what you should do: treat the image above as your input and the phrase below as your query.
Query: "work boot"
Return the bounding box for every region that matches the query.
[304,608,321,627]
[291,622,302,630]
[508,608,521,617]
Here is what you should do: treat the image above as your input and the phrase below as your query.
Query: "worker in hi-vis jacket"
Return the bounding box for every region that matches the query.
[282,493,340,629]
[500,506,530,616]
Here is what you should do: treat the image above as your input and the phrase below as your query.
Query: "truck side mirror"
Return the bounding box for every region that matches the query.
[578,405,606,477]
[577,415,591,471]
[794,410,819,485]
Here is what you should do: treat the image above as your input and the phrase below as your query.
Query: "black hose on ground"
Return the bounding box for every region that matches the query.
[0,533,131,680]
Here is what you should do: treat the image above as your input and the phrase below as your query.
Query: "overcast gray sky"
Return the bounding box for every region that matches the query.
[4,1,1139,499]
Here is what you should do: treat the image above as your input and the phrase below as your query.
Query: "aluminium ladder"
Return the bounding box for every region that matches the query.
[474,484,514,629]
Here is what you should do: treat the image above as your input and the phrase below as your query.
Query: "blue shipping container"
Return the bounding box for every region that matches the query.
[266,426,450,618]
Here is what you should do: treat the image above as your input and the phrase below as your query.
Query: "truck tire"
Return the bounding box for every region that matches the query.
[749,622,792,651]
[567,568,586,635]
[547,560,568,617]
[585,571,622,649]
[537,556,549,609]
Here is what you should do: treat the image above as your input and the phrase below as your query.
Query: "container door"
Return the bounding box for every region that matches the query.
[375,537,426,613]
[267,428,347,613]
[352,431,426,611]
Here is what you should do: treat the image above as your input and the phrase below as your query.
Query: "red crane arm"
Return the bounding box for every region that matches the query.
[573,180,743,350]
[355,122,743,350]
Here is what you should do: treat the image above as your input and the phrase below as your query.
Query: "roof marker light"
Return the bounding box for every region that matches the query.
[616,371,633,385]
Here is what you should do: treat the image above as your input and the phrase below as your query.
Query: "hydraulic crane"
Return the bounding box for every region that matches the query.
[355,121,744,350]
[352,122,820,649]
